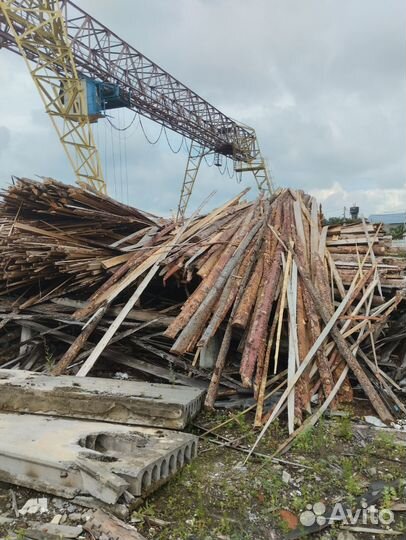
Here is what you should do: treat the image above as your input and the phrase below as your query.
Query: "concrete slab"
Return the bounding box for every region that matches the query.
[0,413,198,504]
[0,369,204,429]
[25,523,83,540]
[85,509,146,540]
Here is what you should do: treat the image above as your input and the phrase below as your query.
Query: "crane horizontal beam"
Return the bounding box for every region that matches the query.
[0,0,257,162]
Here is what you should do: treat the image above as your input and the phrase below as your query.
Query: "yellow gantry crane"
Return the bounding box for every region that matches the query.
[0,0,105,192]
[0,0,274,216]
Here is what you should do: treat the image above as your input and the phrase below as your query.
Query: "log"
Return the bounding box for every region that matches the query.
[52,306,107,375]
[294,252,394,423]
[165,211,253,339]
[170,221,262,355]
[239,212,281,387]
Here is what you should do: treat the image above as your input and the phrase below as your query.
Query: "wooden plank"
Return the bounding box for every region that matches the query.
[327,237,375,246]
[286,260,298,434]
[76,213,193,376]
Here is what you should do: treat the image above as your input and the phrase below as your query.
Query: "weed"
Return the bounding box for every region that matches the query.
[334,414,353,441]
[12,530,26,540]
[265,418,285,441]
[292,418,330,455]
[291,494,304,513]
[299,482,323,508]
[395,516,406,533]
[133,500,157,522]
[233,415,257,444]
[365,431,406,460]
[375,432,397,449]
[229,533,252,540]
[218,513,233,534]
[132,410,406,540]
[381,486,397,509]
[341,458,363,498]
[261,472,285,509]
[275,514,291,535]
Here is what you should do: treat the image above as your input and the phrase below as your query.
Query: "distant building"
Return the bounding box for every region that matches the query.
[368,211,406,234]
[350,205,359,220]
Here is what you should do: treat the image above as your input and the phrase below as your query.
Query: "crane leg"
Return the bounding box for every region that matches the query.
[176,141,205,222]
[0,0,106,193]
[251,156,273,194]
[234,129,274,196]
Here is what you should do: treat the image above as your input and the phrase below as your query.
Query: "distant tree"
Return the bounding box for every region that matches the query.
[323,217,358,226]
[391,224,406,240]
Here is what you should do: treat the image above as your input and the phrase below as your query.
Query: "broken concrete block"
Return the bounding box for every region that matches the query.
[282,471,292,484]
[85,509,146,540]
[72,496,129,520]
[364,415,387,428]
[0,516,14,525]
[0,413,198,504]
[25,523,83,540]
[19,497,48,516]
[0,369,204,429]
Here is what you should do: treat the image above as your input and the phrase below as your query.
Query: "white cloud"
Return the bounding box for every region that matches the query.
[312,181,406,218]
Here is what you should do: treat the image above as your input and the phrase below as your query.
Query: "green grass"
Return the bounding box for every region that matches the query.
[5,411,406,540]
[333,414,354,441]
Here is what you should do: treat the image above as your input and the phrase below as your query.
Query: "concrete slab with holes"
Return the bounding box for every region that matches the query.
[0,369,204,429]
[0,413,198,504]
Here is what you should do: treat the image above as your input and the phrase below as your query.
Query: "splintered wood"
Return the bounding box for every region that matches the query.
[0,178,405,437]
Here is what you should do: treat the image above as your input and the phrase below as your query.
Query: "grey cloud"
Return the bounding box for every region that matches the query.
[0,0,405,217]
[0,127,10,156]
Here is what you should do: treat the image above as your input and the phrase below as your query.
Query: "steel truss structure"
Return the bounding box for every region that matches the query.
[0,0,273,213]
[0,0,105,192]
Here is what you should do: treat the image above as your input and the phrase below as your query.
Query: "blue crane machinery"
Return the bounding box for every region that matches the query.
[0,0,274,218]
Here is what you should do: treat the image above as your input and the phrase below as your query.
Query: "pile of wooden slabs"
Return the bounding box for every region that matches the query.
[1,177,405,439]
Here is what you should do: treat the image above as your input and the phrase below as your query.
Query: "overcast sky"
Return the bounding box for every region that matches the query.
[0,0,405,218]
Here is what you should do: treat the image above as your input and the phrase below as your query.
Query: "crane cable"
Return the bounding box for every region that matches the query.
[163,127,187,154]
[103,107,238,202]
[107,109,184,156]
[139,115,164,145]
[204,152,215,167]
[118,108,124,202]
[103,117,109,187]
[124,128,130,204]
[105,110,138,132]
[202,152,236,180]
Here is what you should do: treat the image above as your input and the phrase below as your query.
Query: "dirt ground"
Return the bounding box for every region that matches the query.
[1,404,406,540]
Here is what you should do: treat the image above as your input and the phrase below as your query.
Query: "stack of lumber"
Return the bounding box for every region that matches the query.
[327,221,391,255]
[327,221,405,292]
[0,178,405,439]
[0,177,161,302]
[365,306,406,386]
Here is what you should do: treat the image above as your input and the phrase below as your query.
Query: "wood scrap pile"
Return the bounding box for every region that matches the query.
[327,221,392,255]
[327,221,406,291]
[366,301,406,388]
[0,177,161,302]
[321,220,406,401]
[0,178,405,435]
